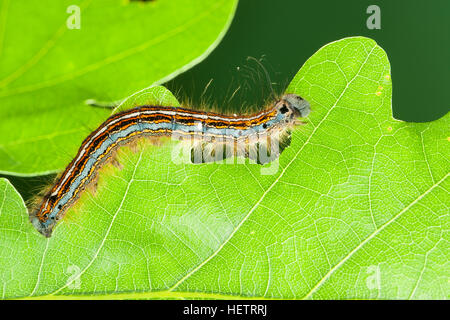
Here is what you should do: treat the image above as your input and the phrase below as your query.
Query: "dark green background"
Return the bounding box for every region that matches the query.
[3,0,449,200]
[168,0,449,122]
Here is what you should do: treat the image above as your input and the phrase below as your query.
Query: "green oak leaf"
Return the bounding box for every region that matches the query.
[0,0,237,175]
[0,37,449,299]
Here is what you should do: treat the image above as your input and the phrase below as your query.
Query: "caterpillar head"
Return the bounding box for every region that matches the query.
[277,94,310,119]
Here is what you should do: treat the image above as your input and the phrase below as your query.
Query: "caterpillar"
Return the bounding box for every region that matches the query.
[30,94,310,237]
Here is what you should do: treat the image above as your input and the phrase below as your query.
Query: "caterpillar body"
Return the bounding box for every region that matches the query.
[30,94,310,237]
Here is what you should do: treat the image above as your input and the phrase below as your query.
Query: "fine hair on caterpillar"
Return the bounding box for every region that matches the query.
[30,92,310,237]
[166,55,281,116]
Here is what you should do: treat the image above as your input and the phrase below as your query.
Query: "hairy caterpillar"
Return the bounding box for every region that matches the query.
[30,94,310,237]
